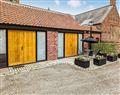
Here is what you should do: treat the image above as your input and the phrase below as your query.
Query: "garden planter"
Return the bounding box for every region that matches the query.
[118,54,120,58]
[74,59,90,68]
[98,53,107,57]
[93,58,106,66]
[107,55,118,62]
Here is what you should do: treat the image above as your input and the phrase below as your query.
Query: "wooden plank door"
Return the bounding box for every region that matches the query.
[58,33,64,58]
[65,33,78,57]
[65,33,71,57]
[8,30,24,66]
[71,33,78,56]
[37,32,46,61]
[23,31,36,63]
[8,30,36,66]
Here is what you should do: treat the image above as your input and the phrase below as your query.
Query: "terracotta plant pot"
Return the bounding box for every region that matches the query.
[74,59,90,68]
[107,55,118,62]
[93,58,106,66]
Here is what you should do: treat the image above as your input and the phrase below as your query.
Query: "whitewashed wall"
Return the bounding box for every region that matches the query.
[0,30,6,54]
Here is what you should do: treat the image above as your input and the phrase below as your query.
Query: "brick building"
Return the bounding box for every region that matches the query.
[0,0,100,68]
[75,0,120,52]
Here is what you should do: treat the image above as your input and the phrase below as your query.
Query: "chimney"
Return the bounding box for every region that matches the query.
[110,0,116,6]
[3,0,20,4]
[16,0,19,3]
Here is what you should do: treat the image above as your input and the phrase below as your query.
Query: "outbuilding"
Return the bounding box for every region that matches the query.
[0,0,100,68]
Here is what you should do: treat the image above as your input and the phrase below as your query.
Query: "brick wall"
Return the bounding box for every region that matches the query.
[101,7,120,42]
[96,6,120,52]
[47,31,58,60]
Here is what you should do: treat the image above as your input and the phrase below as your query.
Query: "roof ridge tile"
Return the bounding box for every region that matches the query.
[0,0,70,16]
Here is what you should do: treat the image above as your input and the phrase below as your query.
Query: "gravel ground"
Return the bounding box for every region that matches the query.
[0,62,120,95]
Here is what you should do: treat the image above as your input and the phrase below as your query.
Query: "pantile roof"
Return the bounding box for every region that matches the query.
[0,0,100,32]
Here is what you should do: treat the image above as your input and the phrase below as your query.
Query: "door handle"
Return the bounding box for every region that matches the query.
[21,46,23,50]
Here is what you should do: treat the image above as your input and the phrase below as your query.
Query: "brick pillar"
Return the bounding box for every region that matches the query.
[47,31,58,60]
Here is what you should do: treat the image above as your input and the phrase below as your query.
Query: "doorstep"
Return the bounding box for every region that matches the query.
[0,57,119,77]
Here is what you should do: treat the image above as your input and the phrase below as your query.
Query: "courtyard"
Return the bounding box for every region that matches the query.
[0,58,120,95]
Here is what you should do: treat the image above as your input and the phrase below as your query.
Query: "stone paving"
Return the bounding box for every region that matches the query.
[0,57,120,77]
[0,58,120,95]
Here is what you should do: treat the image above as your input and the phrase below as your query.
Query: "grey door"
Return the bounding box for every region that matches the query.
[0,30,6,68]
[78,34,83,54]
[37,32,46,61]
[58,33,64,58]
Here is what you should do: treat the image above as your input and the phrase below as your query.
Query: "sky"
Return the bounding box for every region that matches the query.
[21,0,120,15]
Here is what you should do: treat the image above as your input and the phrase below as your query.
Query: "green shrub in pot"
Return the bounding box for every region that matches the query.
[94,55,106,66]
[107,53,118,62]
[92,42,117,55]
[75,56,90,68]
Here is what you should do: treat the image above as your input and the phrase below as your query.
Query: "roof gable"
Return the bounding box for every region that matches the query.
[75,5,113,24]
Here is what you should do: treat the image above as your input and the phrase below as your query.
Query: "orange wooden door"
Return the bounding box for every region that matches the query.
[72,33,78,56]
[8,30,24,66]
[8,30,36,66]
[23,31,36,63]
[65,33,71,57]
[65,33,78,57]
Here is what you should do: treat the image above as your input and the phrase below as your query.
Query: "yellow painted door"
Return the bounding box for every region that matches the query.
[8,30,36,66]
[65,33,71,57]
[65,33,78,57]
[8,30,24,66]
[72,34,78,56]
[23,31,36,63]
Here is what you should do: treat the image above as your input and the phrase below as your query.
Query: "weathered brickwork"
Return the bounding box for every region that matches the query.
[96,5,120,52]
[101,7,119,41]
[47,31,58,60]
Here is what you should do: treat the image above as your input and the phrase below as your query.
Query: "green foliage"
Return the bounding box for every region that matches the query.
[77,55,90,61]
[92,42,117,54]
[95,55,105,60]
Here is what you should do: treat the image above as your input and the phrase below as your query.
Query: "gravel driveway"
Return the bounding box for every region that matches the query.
[0,62,120,95]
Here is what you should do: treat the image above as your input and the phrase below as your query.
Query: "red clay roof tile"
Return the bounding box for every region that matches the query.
[0,1,100,32]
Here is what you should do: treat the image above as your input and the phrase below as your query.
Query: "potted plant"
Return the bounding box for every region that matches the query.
[107,53,118,62]
[98,51,107,58]
[92,42,116,58]
[93,55,106,66]
[118,53,120,58]
[74,56,90,68]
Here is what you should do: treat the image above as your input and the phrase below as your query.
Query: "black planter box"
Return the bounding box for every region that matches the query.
[107,55,118,62]
[74,59,90,68]
[93,58,106,66]
[98,53,107,57]
[118,54,120,58]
